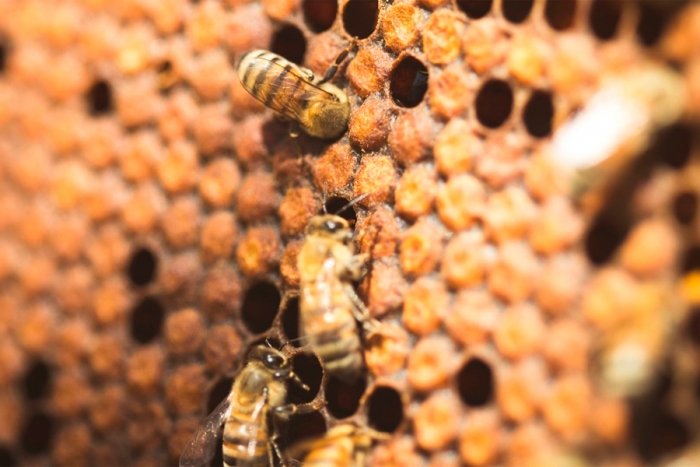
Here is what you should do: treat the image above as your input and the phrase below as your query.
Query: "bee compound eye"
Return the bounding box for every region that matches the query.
[324,220,340,233]
[264,352,286,369]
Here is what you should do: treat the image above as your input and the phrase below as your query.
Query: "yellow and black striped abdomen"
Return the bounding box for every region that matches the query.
[237,50,314,123]
[222,411,269,467]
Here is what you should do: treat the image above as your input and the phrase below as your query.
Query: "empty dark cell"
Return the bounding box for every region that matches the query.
[655,125,692,169]
[282,297,301,346]
[130,296,166,344]
[20,412,54,455]
[545,0,576,31]
[456,0,492,19]
[523,90,553,138]
[283,411,326,449]
[673,191,698,225]
[636,0,687,47]
[457,358,493,407]
[86,80,113,116]
[584,215,632,265]
[366,386,403,433]
[127,247,157,287]
[23,360,52,401]
[589,0,623,40]
[325,374,365,419]
[0,447,16,467]
[241,282,281,334]
[502,0,534,23]
[632,411,689,462]
[0,40,7,74]
[343,0,378,39]
[303,0,338,33]
[270,24,307,64]
[325,196,358,223]
[208,377,234,414]
[288,353,323,404]
[686,307,700,345]
[682,246,700,273]
[390,56,428,108]
[475,79,513,129]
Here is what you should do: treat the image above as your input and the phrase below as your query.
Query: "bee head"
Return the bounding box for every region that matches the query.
[306,215,353,243]
[249,345,291,371]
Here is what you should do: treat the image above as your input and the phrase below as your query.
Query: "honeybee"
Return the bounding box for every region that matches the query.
[550,65,686,210]
[287,424,377,467]
[236,48,352,140]
[298,209,376,383]
[180,345,312,467]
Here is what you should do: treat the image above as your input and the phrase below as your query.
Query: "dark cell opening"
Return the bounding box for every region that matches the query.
[0,38,7,74]
[390,56,428,108]
[502,0,534,23]
[241,282,281,334]
[673,191,698,225]
[209,437,223,467]
[366,386,403,433]
[589,0,623,40]
[584,214,632,265]
[456,0,492,19]
[270,24,307,65]
[523,90,554,138]
[686,307,700,345]
[325,374,366,419]
[631,408,690,462]
[20,412,54,455]
[303,0,338,33]
[282,297,301,346]
[325,196,359,224]
[158,60,175,94]
[682,246,700,273]
[475,79,513,129]
[288,353,323,404]
[86,80,113,116]
[127,247,157,287]
[130,296,166,344]
[343,0,379,39]
[457,358,493,407]
[636,0,687,47]
[23,360,52,401]
[544,0,577,31]
[0,447,16,467]
[656,125,692,169]
[208,377,234,414]
[282,411,327,449]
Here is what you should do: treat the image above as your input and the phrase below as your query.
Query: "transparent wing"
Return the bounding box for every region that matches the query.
[180,391,236,467]
[243,56,335,123]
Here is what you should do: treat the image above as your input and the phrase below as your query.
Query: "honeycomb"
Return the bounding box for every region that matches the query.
[1,0,700,466]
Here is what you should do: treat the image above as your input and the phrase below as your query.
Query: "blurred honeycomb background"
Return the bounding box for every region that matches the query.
[1,0,700,465]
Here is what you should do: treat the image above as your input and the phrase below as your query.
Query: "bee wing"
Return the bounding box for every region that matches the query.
[243,57,335,124]
[179,391,236,467]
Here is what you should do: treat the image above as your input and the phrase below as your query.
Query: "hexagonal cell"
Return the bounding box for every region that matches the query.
[390,56,429,108]
[456,0,492,19]
[545,0,577,31]
[282,410,327,449]
[523,90,554,138]
[288,352,323,404]
[23,359,52,401]
[241,282,282,334]
[673,191,697,225]
[0,447,17,467]
[457,358,494,407]
[589,0,623,40]
[126,247,157,287]
[502,0,534,23]
[130,296,166,344]
[343,0,378,39]
[475,79,513,129]
[303,0,337,33]
[270,24,307,64]
[20,412,54,455]
[325,374,366,419]
[366,385,403,433]
[86,80,113,116]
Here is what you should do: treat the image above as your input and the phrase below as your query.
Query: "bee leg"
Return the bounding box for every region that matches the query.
[317,41,356,85]
[270,431,285,466]
[345,284,380,333]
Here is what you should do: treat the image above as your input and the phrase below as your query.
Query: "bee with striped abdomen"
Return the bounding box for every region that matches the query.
[179,345,313,467]
[236,48,352,140]
[287,424,378,467]
[298,205,378,383]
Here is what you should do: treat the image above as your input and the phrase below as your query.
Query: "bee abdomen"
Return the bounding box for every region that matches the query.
[310,323,363,383]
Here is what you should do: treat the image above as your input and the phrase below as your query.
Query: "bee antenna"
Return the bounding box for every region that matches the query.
[265,338,273,349]
[334,194,369,216]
